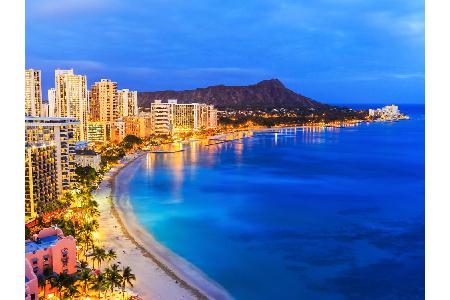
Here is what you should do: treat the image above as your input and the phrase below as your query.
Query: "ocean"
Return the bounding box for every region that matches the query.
[116,105,424,300]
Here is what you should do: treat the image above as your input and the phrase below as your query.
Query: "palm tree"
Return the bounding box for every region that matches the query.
[105,263,123,295]
[37,275,46,299]
[50,273,74,300]
[89,273,108,299]
[106,249,117,266]
[121,266,136,299]
[92,247,107,269]
[78,268,92,297]
[64,284,81,299]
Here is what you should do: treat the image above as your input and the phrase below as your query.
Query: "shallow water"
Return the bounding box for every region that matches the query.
[117,105,424,300]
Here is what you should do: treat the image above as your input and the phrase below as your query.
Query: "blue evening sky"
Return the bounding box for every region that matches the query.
[26,0,424,104]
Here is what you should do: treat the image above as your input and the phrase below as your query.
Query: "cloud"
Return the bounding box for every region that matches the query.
[26,0,120,19]
[27,58,106,72]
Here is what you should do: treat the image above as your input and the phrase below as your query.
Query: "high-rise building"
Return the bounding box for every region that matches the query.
[89,79,119,123]
[25,117,79,220]
[54,69,89,140]
[25,69,42,117]
[111,119,126,143]
[124,113,152,139]
[118,89,138,117]
[48,88,57,117]
[151,99,176,135]
[150,99,218,135]
[41,102,49,117]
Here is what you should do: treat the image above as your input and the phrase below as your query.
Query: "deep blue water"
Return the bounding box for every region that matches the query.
[118,105,424,300]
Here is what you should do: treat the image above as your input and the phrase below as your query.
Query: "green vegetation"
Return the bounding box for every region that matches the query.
[28,147,137,299]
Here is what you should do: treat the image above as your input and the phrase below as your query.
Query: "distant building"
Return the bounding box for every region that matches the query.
[89,79,119,123]
[25,227,77,278]
[124,113,153,139]
[47,88,57,117]
[54,69,89,140]
[74,149,101,171]
[150,99,218,135]
[118,89,138,117]
[111,119,126,143]
[151,99,176,135]
[369,105,401,120]
[87,121,109,143]
[25,69,42,117]
[25,117,79,220]
[41,102,49,117]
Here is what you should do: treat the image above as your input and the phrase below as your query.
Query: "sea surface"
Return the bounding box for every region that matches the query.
[116,105,424,300]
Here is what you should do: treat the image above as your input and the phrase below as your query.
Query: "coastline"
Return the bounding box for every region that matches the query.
[95,151,232,300]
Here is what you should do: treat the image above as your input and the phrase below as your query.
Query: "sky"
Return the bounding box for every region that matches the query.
[26,0,424,104]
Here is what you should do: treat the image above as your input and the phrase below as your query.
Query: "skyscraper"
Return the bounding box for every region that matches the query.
[54,69,89,140]
[25,117,79,220]
[89,79,119,122]
[118,89,138,117]
[48,88,56,117]
[25,69,42,117]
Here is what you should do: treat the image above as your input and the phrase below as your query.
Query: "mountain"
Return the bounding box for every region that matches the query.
[138,79,330,110]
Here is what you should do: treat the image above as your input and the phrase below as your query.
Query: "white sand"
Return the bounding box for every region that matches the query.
[94,152,232,300]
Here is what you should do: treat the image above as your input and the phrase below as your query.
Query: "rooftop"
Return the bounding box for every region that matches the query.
[25,235,60,254]
[75,149,98,156]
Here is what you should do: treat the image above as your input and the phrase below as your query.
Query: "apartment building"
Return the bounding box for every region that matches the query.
[25,117,79,220]
[54,69,89,140]
[25,69,42,117]
[150,99,218,135]
[118,89,138,117]
[87,121,109,143]
[89,79,119,122]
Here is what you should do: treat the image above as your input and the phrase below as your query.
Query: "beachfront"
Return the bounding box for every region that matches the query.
[95,152,231,300]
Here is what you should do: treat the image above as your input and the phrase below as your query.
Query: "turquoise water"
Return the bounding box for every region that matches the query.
[116,105,424,300]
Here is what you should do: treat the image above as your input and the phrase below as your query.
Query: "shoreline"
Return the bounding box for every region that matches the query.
[95,151,232,300]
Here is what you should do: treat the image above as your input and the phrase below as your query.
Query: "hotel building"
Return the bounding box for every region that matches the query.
[25,227,77,279]
[124,112,153,139]
[53,69,89,140]
[111,119,126,143]
[74,149,101,171]
[87,121,109,143]
[25,69,42,117]
[41,103,49,117]
[25,117,79,220]
[47,88,57,117]
[118,89,138,117]
[89,79,119,122]
[151,99,176,135]
[150,99,218,135]
[25,259,38,300]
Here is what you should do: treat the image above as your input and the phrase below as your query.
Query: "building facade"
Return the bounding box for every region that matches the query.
[87,121,109,143]
[25,227,77,277]
[89,79,119,123]
[111,119,126,143]
[54,69,89,140]
[41,103,49,117]
[25,117,79,220]
[74,149,101,171]
[124,113,152,139]
[47,88,57,117]
[25,259,39,300]
[151,99,176,135]
[118,89,138,117]
[25,69,42,117]
[150,99,218,135]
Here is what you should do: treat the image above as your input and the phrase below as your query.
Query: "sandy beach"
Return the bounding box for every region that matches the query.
[94,151,232,300]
